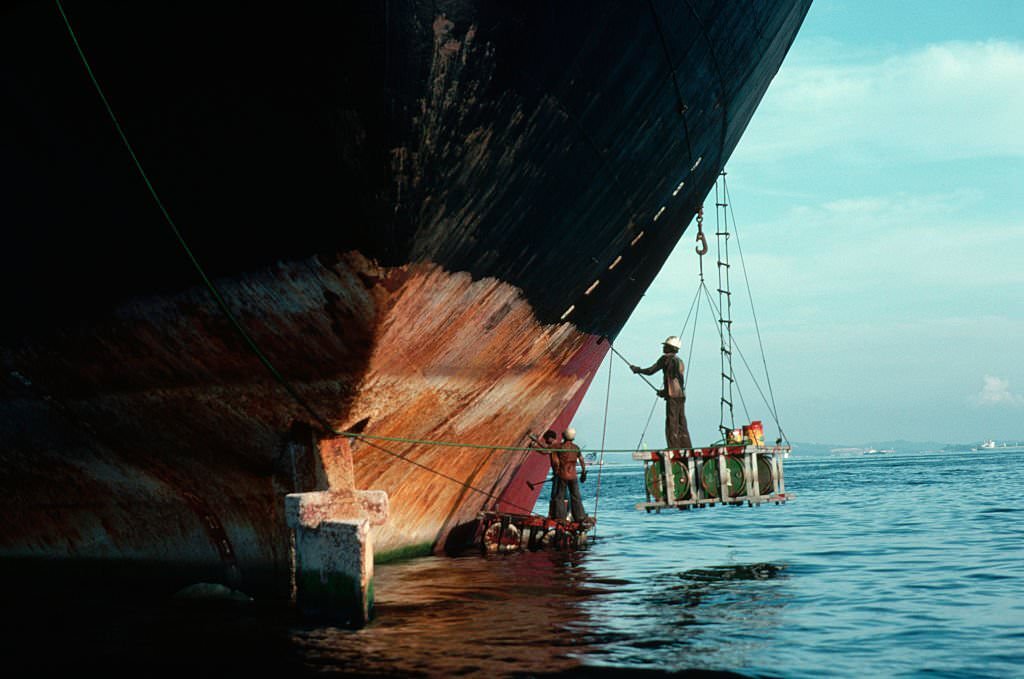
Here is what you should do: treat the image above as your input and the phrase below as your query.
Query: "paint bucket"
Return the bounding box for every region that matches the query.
[727,428,743,444]
[742,425,752,444]
[749,420,765,447]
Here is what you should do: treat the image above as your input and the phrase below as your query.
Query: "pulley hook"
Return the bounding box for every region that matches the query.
[695,207,708,256]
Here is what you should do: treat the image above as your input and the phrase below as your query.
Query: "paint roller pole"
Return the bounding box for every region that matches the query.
[605,342,661,394]
[526,477,553,491]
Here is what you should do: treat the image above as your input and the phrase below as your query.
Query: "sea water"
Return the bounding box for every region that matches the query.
[6,450,1023,677]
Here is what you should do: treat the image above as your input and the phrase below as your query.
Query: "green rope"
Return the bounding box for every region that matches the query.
[355,436,540,517]
[338,430,683,455]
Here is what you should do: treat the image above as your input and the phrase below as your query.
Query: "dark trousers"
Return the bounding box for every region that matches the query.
[550,477,587,521]
[666,396,692,449]
[548,477,564,519]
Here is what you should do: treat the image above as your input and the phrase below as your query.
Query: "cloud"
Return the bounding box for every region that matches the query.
[739,40,1024,162]
[974,375,1024,406]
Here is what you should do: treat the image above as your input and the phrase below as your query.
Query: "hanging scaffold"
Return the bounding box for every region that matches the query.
[624,170,793,513]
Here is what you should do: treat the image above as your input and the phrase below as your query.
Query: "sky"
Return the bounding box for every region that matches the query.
[571,0,1024,450]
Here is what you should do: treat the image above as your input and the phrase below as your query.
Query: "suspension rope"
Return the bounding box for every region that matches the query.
[55,0,338,437]
[633,398,660,454]
[699,283,787,443]
[355,436,540,517]
[723,176,782,429]
[646,0,694,164]
[592,345,614,535]
[680,0,729,161]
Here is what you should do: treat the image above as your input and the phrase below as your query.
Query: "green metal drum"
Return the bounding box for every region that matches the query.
[700,455,746,498]
[645,459,690,502]
[699,454,776,497]
[757,454,775,495]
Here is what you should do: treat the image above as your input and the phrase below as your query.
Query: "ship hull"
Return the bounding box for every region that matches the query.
[1,1,812,590]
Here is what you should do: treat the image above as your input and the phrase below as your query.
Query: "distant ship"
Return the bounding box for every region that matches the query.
[975,440,1024,452]
[1,1,813,592]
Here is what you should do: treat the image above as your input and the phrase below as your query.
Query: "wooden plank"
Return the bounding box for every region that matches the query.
[749,448,762,502]
[687,455,698,502]
[636,491,791,512]
[777,452,787,495]
[662,454,675,505]
[718,452,729,503]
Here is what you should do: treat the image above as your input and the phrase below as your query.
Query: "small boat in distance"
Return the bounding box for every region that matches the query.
[973,440,1024,452]
[830,447,893,455]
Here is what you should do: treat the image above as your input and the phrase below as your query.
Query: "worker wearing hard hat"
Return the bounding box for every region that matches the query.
[549,428,588,522]
[630,336,693,450]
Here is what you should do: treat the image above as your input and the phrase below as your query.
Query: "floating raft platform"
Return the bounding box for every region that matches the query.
[477,511,595,553]
[634,445,792,512]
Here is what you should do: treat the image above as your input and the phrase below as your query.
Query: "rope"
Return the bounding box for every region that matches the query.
[723,176,782,430]
[685,284,703,389]
[592,344,614,534]
[646,0,694,164]
[680,0,729,162]
[55,0,338,437]
[355,436,540,517]
[699,283,787,443]
[633,398,660,454]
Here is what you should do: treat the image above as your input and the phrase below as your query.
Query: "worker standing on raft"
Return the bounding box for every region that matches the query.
[630,336,693,450]
[550,428,588,522]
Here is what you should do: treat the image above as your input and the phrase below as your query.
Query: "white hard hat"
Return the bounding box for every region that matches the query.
[663,336,682,349]
[563,427,576,441]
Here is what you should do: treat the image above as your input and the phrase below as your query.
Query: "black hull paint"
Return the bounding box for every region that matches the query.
[4,0,810,337]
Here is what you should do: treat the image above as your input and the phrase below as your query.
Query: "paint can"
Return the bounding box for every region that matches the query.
[749,420,765,447]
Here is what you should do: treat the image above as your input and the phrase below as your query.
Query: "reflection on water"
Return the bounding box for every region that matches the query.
[289,549,791,676]
[4,452,1024,677]
[573,561,790,671]
[293,551,603,676]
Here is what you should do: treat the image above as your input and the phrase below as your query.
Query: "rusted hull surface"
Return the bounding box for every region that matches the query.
[345,262,607,555]
[0,253,604,583]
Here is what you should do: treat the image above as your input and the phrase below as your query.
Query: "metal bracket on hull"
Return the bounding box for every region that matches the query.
[285,434,388,627]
